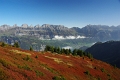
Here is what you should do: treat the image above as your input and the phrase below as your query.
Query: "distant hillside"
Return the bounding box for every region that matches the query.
[85,41,120,68]
[0,43,120,80]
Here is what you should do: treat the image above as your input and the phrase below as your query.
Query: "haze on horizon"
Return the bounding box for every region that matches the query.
[0,0,120,28]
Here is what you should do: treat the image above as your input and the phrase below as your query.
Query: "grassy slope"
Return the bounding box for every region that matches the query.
[0,46,120,80]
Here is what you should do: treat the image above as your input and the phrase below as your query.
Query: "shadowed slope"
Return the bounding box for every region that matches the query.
[86,41,120,68]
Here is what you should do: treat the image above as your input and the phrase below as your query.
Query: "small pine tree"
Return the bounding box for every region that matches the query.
[65,49,69,55]
[60,48,63,54]
[69,49,71,54]
[83,52,87,56]
[54,47,57,53]
[44,45,50,51]
[35,55,38,58]
[50,46,54,53]
[84,70,90,75]
[14,42,20,48]
[87,53,93,59]
[72,49,77,56]
[1,42,6,47]
[57,47,60,54]
[77,49,83,57]
[62,49,66,54]
[101,68,105,72]
[29,46,33,51]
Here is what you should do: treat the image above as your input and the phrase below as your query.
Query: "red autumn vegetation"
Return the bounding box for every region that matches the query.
[0,43,120,80]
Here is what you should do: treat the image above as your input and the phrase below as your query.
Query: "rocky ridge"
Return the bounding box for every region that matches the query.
[1,24,120,41]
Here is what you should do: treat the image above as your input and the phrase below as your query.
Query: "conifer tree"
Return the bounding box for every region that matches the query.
[57,47,60,54]
[1,42,6,47]
[77,49,83,57]
[30,46,33,51]
[14,42,20,48]
[50,46,54,53]
[69,49,71,54]
[45,45,50,51]
[65,49,69,55]
[54,47,57,53]
[72,49,77,55]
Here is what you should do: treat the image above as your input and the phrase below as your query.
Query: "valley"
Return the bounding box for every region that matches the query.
[1,24,120,50]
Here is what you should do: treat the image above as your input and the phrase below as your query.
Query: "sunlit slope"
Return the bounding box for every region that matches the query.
[0,45,120,80]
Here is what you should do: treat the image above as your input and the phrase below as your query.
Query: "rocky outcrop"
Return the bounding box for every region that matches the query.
[1,24,120,40]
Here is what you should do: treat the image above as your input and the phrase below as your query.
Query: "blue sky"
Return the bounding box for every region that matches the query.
[0,0,120,27]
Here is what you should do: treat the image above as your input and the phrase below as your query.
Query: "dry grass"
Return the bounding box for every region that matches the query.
[10,49,31,55]
[86,61,93,68]
[45,56,63,63]
[45,56,73,66]
[66,62,73,66]
[65,56,70,58]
